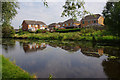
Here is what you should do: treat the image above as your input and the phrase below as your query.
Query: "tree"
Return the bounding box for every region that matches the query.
[2,26,15,38]
[2,1,20,26]
[102,1,120,37]
[61,0,90,20]
[1,1,19,37]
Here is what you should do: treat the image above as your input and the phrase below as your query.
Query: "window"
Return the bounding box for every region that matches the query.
[67,24,68,26]
[88,21,90,23]
[82,21,84,24]
[63,24,64,26]
[40,25,42,27]
[94,21,96,23]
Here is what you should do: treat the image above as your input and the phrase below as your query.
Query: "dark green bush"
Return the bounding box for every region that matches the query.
[36,29,47,33]
[56,28,80,32]
[36,29,42,33]
[2,26,15,38]
[18,31,29,35]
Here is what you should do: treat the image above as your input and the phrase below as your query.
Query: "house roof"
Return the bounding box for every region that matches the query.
[63,18,80,24]
[81,14,101,21]
[23,20,46,25]
[48,23,57,26]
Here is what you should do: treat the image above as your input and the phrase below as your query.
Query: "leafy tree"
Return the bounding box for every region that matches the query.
[2,1,20,26]
[2,26,15,38]
[102,1,120,37]
[1,1,19,37]
[61,0,90,20]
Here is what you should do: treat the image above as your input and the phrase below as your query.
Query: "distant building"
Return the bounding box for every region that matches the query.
[48,23,61,30]
[48,19,80,30]
[22,20,47,31]
[61,18,80,29]
[80,14,104,27]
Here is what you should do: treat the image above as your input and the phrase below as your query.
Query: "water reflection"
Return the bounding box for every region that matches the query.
[81,48,104,58]
[2,39,120,78]
[23,43,47,53]
[102,59,120,78]
[2,39,15,53]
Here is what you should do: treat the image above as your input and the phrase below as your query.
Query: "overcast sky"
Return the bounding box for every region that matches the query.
[11,1,107,29]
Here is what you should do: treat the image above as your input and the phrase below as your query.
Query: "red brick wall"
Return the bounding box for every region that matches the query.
[22,21,28,31]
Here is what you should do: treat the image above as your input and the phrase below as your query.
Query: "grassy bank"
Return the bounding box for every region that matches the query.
[14,29,120,42]
[1,55,34,78]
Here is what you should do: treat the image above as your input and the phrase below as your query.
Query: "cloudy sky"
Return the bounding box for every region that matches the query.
[11,1,107,29]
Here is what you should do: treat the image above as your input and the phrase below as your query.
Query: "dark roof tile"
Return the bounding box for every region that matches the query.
[23,20,46,25]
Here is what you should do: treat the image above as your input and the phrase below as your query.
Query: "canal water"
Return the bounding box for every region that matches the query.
[1,39,120,78]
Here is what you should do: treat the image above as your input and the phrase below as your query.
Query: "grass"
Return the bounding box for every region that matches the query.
[1,55,34,78]
[14,28,120,41]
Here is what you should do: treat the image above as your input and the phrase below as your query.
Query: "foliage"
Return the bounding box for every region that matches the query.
[2,1,19,26]
[2,26,15,38]
[36,29,47,33]
[15,28,119,41]
[56,28,81,32]
[2,55,33,78]
[18,31,29,35]
[61,0,90,19]
[102,1,120,37]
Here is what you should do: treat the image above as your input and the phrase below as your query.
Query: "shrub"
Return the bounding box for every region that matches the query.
[56,28,80,32]
[2,26,15,38]
[18,31,29,35]
[36,29,47,33]
[36,29,42,33]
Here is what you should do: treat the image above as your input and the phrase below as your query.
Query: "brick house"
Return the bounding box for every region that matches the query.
[61,18,80,29]
[22,20,47,31]
[48,23,61,30]
[80,14,104,27]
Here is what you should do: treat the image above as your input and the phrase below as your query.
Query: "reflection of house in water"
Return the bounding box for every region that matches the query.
[81,48,104,58]
[61,46,81,52]
[23,43,47,53]
[48,42,81,52]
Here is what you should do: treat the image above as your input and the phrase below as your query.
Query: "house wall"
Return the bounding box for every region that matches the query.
[74,23,80,26]
[81,19,98,27]
[22,21,28,31]
[98,16,104,26]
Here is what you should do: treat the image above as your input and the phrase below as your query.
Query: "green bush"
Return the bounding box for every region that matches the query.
[36,29,42,33]
[56,28,80,32]
[36,29,47,33]
[18,31,29,35]
[2,26,15,38]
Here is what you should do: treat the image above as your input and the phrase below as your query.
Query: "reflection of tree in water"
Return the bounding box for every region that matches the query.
[48,41,81,52]
[102,59,120,78]
[23,43,47,53]
[81,48,104,58]
[2,39,15,53]
[101,47,120,78]
[104,47,120,58]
